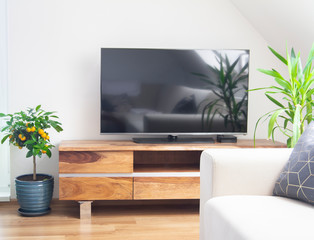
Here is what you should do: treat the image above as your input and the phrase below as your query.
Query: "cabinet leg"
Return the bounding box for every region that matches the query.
[78,201,93,219]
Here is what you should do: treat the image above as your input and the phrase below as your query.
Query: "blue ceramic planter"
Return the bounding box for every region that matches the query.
[15,174,54,216]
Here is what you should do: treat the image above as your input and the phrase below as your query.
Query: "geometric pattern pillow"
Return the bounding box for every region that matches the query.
[273,122,314,204]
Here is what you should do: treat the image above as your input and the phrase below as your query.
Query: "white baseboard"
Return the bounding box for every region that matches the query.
[0,187,10,202]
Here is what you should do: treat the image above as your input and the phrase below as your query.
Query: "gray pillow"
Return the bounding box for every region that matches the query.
[273,122,314,204]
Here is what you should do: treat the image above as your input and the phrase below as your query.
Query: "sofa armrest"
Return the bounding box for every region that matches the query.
[199,148,292,240]
[200,148,292,212]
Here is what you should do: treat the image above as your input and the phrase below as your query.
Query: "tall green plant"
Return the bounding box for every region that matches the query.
[193,51,248,132]
[251,43,314,148]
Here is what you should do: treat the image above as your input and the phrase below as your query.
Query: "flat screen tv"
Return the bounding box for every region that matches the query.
[101,48,249,143]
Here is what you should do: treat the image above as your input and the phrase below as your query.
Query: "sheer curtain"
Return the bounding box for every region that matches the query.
[0,0,10,201]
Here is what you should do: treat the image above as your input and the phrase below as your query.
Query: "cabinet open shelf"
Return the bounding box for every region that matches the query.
[133,150,201,173]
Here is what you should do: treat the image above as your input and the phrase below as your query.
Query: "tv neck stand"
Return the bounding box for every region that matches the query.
[132,135,215,144]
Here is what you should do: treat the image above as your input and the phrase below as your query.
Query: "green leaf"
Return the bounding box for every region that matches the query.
[24,140,35,145]
[26,150,33,158]
[265,94,285,108]
[303,56,314,80]
[1,134,11,144]
[284,119,288,129]
[253,110,276,146]
[219,60,225,84]
[291,48,296,59]
[33,148,40,156]
[43,111,55,116]
[286,46,293,82]
[287,137,292,148]
[225,58,240,79]
[306,43,314,63]
[303,78,314,94]
[291,105,301,147]
[35,105,41,111]
[1,125,11,132]
[268,109,286,139]
[191,72,209,78]
[46,149,52,158]
[258,69,285,80]
[237,63,249,76]
[268,46,288,65]
[274,77,291,90]
[0,113,6,117]
[52,124,63,132]
[248,87,270,92]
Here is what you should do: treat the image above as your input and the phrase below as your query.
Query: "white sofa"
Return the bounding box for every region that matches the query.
[200,148,314,240]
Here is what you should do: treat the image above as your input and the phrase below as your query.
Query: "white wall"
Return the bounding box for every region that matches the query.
[7,0,284,198]
[231,0,314,62]
[0,0,10,201]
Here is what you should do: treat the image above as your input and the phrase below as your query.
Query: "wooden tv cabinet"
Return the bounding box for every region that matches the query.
[58,139,285,218]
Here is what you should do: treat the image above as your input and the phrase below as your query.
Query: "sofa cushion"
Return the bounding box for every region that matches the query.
[204,195,314,240]
[273,122,314,204]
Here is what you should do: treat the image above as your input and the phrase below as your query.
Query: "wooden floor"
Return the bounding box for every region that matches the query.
[0,200,199,240]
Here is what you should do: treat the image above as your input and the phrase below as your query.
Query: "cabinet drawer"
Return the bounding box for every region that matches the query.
[59,177,133,200]
[133,177,200,200]
[59,151,133,173]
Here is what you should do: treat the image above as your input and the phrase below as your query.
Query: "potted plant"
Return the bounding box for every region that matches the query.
[250,43,314,147]
[0,105,63,216]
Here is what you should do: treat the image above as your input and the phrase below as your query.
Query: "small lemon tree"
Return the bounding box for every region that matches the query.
[0,105,63,180]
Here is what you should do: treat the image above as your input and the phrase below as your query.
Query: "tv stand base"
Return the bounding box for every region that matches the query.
[132,135,215,144]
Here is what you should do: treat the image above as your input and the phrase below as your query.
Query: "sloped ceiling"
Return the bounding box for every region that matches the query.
[230,0,314,60]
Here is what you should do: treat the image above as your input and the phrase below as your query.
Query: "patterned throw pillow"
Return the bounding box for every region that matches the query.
[273,122,314,204]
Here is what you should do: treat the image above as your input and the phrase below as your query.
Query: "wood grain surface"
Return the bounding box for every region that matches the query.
[59,177,133,200]
[0,200,199,240]
[58,139,285,203]
[134,177,200,200]
[59,151,133,173]
[59,139,286,152]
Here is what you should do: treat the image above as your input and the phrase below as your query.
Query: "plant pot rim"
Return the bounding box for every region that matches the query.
[15,174,54,182]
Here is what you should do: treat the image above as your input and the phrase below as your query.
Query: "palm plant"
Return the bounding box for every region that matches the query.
[250,43,314,148]
[193,51,249,132]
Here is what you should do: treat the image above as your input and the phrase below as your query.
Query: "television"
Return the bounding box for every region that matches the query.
[100,48,249,143]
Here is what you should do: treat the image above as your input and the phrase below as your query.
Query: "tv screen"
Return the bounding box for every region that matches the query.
[101,48,249,136]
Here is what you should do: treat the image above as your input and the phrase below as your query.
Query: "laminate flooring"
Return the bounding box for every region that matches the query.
[0,200,199,240]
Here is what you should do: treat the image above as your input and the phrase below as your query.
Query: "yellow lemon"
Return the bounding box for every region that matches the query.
[42,150,47,154]
[31,126,36,132]
[41,133,47,138]
[18,134,23,139]
[46,135,50,140]
[26,127,31,132]
[38,129,44,135]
